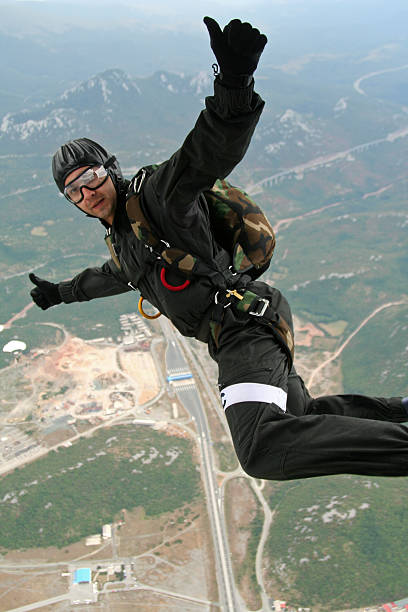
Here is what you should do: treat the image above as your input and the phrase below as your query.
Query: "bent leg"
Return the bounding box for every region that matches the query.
[286,369,407,423]
[222,368,408,481]
[212,301,408,481]
[305,393,407,422]
[225,400,408,481]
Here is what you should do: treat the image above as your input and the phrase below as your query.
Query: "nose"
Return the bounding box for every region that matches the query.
[81,186,97,202]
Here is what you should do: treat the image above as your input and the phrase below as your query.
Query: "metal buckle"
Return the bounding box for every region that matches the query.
[249,297,269,317]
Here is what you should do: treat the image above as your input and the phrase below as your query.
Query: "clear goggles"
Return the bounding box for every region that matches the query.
[64,165,109,203]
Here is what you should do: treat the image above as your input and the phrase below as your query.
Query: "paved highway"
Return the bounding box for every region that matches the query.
[159,317,242,612]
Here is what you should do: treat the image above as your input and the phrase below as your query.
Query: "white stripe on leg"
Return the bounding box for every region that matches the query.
[220,382,287,412]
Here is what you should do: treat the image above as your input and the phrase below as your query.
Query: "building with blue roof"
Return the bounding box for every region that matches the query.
[74,568,91,584]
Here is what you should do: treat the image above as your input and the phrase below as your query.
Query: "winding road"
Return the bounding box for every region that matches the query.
[307,299,408,391]
[353,63,408,95]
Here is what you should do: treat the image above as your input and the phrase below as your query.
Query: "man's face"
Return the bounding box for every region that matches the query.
[64,165,117,225]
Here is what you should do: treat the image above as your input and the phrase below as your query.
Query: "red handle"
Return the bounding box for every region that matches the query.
[160,267,190,292]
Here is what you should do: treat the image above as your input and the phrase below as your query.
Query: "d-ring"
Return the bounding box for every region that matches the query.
[160,267,190,292]
[138,297,161,319]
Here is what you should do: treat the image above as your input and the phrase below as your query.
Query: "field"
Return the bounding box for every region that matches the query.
[0,502,217,611]
[264,475,408,610]
[225,477,263,611]
[0,568,68,612]
[0,425,201,550]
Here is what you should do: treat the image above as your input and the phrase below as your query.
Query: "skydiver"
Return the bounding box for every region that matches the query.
[29,17,408,481]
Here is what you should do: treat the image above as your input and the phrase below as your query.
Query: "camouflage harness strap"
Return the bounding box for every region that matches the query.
[104,227,121,270]
[126,172,198,280]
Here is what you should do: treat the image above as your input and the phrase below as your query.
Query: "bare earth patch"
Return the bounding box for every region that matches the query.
[119,349,160,404]
[116,503,217,603]
[0,569,67,611]
[30,226,48,237]
[225,477,260,609]
[2,535,113,565]
[294,316,325,347]
[98,590,209,611]
[7,334,161,430]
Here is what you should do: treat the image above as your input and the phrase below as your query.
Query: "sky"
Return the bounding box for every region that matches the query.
[1,0,408,94]
[0,0,277,37]
[2,0,406,32]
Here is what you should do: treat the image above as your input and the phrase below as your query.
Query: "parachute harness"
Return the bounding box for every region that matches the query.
[211,287,294,369]
[105,166,294,366]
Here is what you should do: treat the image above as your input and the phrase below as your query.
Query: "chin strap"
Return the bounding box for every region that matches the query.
[104,155,117,169]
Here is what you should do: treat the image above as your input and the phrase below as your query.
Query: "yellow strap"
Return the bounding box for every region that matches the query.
[138,297,161,320]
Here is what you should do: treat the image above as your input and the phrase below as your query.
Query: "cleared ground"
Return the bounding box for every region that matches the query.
[0,569,68,612]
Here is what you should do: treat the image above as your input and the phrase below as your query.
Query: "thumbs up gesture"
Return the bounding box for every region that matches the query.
[29,273,62,310]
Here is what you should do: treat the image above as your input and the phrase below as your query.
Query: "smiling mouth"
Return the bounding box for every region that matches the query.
[92,198,104,210]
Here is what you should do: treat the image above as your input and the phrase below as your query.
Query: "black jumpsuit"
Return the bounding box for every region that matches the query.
[58,78,408,481]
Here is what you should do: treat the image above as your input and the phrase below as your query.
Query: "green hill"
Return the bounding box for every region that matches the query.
[265,475,408,610]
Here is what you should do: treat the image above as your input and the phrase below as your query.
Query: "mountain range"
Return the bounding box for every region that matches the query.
[0,69,213,154]
[3,61,408,176]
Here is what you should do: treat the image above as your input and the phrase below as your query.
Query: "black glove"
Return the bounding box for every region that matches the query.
[204,16,267,86]
[29,273,62,310]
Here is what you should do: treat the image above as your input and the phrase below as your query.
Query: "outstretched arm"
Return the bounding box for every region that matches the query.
[145,17,267,219]
[29,259,131,309]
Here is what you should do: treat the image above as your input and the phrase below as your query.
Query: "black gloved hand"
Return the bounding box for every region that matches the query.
[29,273,62,310]
[204,16,267,85]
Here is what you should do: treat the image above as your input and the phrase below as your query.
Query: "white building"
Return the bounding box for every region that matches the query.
[86,534,102,546]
